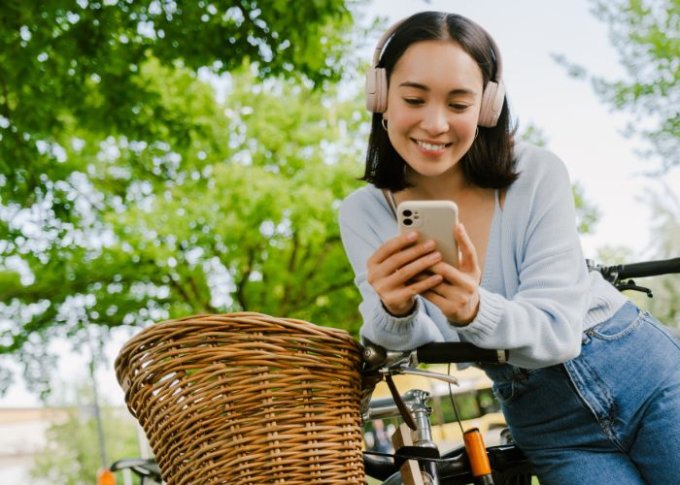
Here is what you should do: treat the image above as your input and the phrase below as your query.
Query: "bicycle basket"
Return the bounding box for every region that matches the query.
[114,312,365,484]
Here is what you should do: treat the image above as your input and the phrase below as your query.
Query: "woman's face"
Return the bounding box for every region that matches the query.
[384,40,484,180]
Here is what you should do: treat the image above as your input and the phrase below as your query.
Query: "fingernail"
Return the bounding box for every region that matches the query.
[406,231,418,241]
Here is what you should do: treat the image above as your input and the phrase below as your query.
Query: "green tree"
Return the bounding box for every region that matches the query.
[1,59,368,396]
[0,0,355,206]
[0,1,370,397]
[555,0,679,170]
[554,0,679,326]
[643,185,680,326]
[592,185,679,328]
[29,382,141,485]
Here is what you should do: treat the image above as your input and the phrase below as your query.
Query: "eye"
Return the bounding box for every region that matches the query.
[449,103,472,111]
[403,97,424,106]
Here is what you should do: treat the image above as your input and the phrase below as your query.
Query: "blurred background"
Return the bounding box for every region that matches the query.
[1,0,678,482]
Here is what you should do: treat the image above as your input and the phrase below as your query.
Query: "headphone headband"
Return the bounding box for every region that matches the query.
[370,18,407,68]
[482,33,504,86]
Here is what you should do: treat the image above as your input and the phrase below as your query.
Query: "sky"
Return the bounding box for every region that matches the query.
[1,0,678,410]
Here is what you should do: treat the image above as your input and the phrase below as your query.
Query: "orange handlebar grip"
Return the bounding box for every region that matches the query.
[97,468,116,485]
[464,428,492,477]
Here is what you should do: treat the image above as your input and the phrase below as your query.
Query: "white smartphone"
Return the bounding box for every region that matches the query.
[397,200,459,268]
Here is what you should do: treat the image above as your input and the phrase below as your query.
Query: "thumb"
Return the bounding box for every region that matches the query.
[455,223,480,276]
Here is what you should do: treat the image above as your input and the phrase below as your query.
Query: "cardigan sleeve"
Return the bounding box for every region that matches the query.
[455,147,591,368]
[338,190,446,350]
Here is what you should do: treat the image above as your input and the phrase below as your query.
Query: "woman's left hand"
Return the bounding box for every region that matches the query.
[422,223,482,325]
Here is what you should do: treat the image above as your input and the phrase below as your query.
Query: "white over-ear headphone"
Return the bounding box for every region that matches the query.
[365,17,506,128]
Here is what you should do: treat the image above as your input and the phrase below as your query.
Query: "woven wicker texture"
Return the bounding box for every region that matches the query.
[115,312,365,484]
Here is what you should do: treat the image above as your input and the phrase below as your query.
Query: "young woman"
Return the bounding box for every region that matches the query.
[339,11,680,484]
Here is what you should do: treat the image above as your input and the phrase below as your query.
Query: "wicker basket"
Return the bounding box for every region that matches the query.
[114,312,365,484]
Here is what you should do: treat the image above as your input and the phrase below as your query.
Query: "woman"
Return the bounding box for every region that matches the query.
[339,11,680,483]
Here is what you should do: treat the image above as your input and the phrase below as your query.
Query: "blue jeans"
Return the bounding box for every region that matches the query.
[484,302,680,484]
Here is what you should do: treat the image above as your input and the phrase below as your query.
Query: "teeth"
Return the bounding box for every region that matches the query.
[417,140,446,151]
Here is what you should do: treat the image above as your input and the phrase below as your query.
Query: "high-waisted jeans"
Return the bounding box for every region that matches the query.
[483,301,680,484]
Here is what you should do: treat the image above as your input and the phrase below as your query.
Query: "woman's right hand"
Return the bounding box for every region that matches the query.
[366,231,444,316]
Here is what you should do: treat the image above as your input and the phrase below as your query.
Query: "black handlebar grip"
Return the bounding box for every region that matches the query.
[416,342,509,364]
[616,257,680,280]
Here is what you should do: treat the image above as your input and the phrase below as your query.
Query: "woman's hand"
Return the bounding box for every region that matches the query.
[367,231,444,316]
[422,224,482,325]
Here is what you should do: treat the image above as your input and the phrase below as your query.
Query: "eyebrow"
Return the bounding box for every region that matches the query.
[398,81,476,96]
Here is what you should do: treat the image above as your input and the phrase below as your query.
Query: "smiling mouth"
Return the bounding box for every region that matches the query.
[415,140,451,151]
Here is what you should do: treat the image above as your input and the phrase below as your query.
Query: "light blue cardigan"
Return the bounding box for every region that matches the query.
[339,143,626,369]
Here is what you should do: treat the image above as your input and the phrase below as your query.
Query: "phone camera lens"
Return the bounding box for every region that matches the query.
[403,218,413,226]
[403,210,412,217]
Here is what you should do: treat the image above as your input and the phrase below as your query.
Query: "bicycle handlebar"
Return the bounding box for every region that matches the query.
[365,257,680,372]
[589,257,680,284]
[416,342,509,364]
[362,340,508,373]
[108,458,162,481]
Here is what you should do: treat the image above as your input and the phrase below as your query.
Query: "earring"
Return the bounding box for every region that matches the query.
[381,118,388,131]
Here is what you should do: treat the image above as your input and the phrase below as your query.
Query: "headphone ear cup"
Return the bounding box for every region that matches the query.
[365,67,388,113]
[478,81,505,127]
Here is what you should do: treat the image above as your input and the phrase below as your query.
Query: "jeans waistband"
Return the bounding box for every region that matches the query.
[584,300,639,338]
[481,301,639,383]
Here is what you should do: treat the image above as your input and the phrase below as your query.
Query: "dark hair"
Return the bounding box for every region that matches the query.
[362,11,518,191]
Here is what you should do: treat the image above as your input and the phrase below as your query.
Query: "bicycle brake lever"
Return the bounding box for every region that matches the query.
[398,367,459,386]
[616,279,653,297]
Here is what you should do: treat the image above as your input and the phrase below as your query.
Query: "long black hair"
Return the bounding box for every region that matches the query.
[362,11,518,191]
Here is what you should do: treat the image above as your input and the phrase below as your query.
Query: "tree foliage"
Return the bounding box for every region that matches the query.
[1,60,368,394]
[643,185,680,326]
[555,0,679,325]
[0,0,355,207]
[581,0,679,325]
[29,383,141,485]
[0,1,369,396]
[555,0,679,170]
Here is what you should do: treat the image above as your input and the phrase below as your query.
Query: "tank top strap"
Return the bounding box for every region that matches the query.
[382,190,398,219]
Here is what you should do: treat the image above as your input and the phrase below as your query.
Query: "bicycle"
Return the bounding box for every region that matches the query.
[104,257,679,485]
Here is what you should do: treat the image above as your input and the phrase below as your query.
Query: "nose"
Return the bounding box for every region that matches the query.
[420,104,449,135]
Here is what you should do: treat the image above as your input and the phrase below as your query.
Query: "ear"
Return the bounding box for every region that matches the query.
[381,113,389,131]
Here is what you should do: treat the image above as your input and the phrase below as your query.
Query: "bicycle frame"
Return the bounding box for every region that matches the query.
[361,343,532,485]
[366,390,441,483]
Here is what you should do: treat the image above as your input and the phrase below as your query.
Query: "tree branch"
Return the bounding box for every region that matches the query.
[286,277,356,315]
[280,232,300,312]
[234,247,256,311]
[169,273,194,307]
